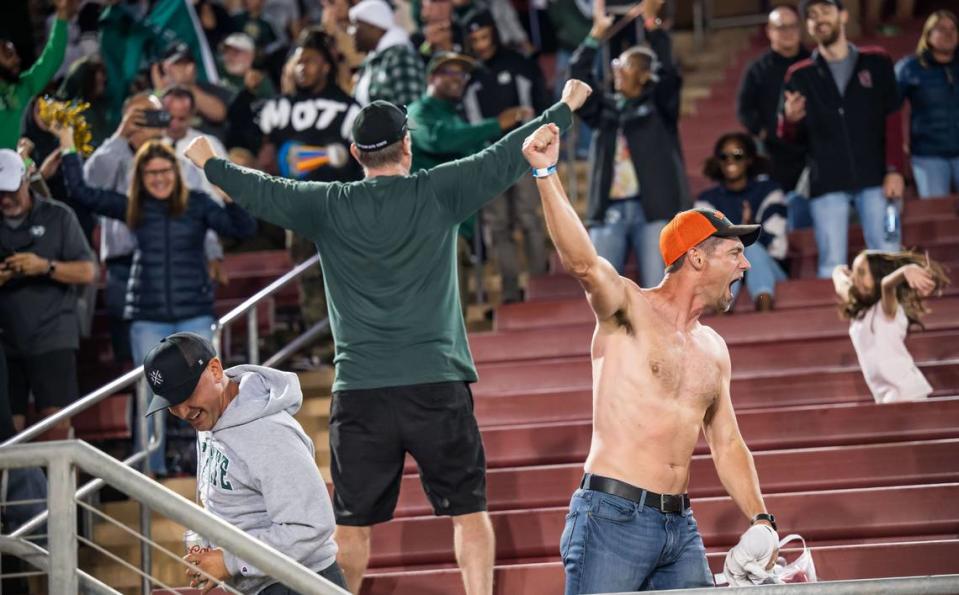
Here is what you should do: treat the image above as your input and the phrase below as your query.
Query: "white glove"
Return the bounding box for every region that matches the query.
[723,523,781,586]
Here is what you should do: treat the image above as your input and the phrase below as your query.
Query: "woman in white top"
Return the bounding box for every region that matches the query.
[832,250,950,404]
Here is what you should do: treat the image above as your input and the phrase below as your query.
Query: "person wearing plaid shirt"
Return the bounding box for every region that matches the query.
[350,0,426,107]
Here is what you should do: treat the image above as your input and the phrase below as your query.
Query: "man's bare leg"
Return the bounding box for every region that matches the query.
[335,525,371,594]
[452,511,495,595]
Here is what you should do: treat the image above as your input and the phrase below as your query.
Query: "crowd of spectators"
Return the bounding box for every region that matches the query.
[1,0,956,473]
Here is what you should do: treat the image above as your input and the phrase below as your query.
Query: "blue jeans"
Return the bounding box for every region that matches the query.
[129,315,215,475]
[808,187,900,279]
[589,199,668,288]
[561,489,713,593]
[911,156,959,198]
[733,243,787,301]
[786,190,814,232]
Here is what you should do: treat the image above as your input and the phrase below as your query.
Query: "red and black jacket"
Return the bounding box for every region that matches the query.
[777,45,904,199]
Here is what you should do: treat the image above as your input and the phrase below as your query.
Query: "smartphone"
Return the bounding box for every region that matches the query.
[141,109,172,128]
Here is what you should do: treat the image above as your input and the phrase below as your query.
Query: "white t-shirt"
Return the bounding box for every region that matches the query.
[849,303,932,404]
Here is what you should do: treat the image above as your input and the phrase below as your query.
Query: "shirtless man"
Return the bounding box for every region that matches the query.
[521,124,779,593]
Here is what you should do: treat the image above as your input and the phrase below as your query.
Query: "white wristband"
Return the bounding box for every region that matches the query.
[531,165,558,178]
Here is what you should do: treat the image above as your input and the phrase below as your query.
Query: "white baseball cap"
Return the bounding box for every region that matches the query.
[223,33,255,53]
[349,0,396,31]
[0,149,26,193]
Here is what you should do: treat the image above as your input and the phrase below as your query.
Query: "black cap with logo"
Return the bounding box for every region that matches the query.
[799,0,844,17]
[352,101,409,152]
[142,332,216,416]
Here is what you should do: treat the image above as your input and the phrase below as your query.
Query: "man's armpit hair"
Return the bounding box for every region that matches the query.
[613,309,634,335]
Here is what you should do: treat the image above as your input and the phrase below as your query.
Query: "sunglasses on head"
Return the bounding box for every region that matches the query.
[718,150,746,162]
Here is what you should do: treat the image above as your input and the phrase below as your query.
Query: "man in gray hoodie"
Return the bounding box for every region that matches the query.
[142,332,346,594]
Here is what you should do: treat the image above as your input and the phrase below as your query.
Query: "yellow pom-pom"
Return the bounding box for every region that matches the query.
[37,96,95,157]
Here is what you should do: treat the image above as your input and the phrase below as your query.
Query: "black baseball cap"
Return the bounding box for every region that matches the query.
[799,0,844,17]
[463,10,496,34]
[352,100,409,152]
[142,332,217,416]
[163,43,194,64]
[426,51,476,76]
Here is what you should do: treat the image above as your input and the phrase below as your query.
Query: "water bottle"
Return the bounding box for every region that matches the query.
[884,201,899,242]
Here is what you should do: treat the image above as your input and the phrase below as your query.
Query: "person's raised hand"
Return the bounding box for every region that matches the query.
[522,123,561,170]
[783,90,806,123]
[497,106,533,130]
[902,263,936,296]
[54,0,78,20]
[49,122,75,150]
[185,136,217,169]
[560,79,592,112]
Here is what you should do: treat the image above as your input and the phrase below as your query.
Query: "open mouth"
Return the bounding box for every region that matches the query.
[188,410,202,424]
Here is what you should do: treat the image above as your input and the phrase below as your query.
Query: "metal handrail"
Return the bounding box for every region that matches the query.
[1,440,348,594]
[0,253,321,450]
[674,575,959,594]
[0,536,119,595]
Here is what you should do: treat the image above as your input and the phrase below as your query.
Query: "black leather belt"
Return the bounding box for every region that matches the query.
[581,473,690,514]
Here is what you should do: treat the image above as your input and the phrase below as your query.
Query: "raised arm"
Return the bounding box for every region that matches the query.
[832,264,852,302]
[428,80,590,224]
[55,122,131,222]
[880,263,936,319]
[522,123,627,321]
[702,334,771,526]
[198,193,257,239]
[18,0,71,100]
[185,136,329,238]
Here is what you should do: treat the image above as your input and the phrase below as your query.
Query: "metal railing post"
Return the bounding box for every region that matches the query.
[247,306,259,364]
[136,380,152,595]
[47,458,77,593]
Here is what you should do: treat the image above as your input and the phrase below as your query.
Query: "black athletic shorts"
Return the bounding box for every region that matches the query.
[7,349,79,416]
[329,381,487,526]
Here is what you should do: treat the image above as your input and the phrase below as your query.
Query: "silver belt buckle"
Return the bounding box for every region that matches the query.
[659,495,670,513]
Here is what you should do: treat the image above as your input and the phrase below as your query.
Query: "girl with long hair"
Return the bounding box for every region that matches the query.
[832,250,950,404]
[56,126,256,474]
[895,10,959,198]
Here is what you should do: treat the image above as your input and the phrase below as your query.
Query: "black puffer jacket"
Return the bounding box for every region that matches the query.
[62,153,257,322]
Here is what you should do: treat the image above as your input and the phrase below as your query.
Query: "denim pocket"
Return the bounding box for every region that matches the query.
[591,493,637,523]
[560,511,579,560]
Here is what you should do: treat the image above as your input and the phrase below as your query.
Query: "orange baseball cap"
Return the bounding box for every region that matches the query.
[659,208,761,266]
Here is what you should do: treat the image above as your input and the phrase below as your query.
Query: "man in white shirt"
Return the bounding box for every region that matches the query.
[162,85,228,200]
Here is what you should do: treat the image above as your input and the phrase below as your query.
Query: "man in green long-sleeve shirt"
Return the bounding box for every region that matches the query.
[407,51,530,171]
[407,51,531,311]
[0,0,73,149]
[184,78,591,595]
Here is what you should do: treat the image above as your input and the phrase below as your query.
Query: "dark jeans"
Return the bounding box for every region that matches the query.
[259,561,349,593]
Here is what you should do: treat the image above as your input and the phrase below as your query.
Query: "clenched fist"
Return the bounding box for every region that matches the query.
[522,123,561,170]
[560,79,592,112]
[185,136,217,169]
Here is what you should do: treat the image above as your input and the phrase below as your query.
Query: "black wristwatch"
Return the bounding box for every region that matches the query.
[751,513,777,531]
[46,260,57,277]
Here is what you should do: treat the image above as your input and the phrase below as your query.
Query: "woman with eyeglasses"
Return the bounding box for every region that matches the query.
[54,124,256,475]
[695,132,789,311]
[895,10,959,198]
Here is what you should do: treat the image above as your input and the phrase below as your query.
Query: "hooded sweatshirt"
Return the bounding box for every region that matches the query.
[196,365,337,594]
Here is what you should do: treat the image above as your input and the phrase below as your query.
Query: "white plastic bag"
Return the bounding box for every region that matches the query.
[774,534,818,583]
